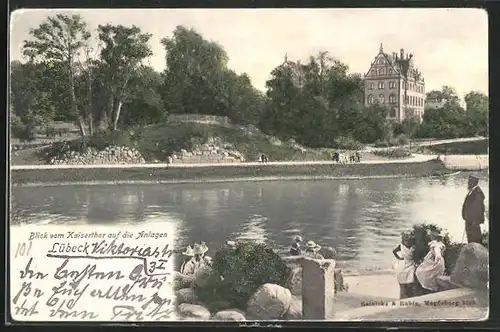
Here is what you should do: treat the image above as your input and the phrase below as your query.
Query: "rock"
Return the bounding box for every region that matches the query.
[246,283,292,320]
[450,243,489,290]
[436,275,458,291]
[211,310,246,321]
[284,296,302,320]
[177,303,211,320]
[176,288,199,305]
[287,267,302,296]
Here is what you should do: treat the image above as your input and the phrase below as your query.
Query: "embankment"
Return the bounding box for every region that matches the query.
[11,159,451,186]
[441,154,489,171]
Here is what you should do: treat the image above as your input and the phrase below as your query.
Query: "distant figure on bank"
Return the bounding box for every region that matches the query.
[415,231,446,295]
[167,155,173,164]
[259,153,269,163]
[289,235,303,256]
[355,151,361,163]
[180,245,196,276]
[461,174,486,244]
[305,241,324,259]
[392,232,417,299]
[332,151,340,163]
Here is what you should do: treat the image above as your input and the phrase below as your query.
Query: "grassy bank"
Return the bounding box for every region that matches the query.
[11,160,451,185]
[35,122,331,164]
[415,138,488,155]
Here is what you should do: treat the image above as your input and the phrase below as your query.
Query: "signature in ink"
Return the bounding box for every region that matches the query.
[110,292,174,321]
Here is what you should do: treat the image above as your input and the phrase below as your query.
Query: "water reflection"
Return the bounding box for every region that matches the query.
[10,173,489,272]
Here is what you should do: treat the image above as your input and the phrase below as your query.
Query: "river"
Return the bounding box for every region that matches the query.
[10,172,489,274]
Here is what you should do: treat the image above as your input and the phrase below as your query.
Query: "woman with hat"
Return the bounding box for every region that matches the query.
[415,230,446,295]
[305,241,325,259]
[192,242,209,274]
[290,235,303,256]
[180,245,196,276]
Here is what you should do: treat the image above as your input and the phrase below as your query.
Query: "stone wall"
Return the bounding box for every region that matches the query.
[49,146,146,165]
[170,137,245,164]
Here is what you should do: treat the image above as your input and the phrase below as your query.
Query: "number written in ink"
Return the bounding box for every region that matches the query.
[15,242,33,258]
[148,259,168,274]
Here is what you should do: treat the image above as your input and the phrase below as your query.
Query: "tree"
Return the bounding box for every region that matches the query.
[10,61,56,140]
[464,91,488,136]
[401,108,420,139]
[22,14,91,136]
[98,24,153,130]
[161,26,230,117]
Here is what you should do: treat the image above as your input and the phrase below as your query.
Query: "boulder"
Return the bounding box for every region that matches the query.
[284,296,302,320]
[176,288,199,305]
[246,283,292,320]
[436,275,458,292]
[450,243,489,290]
[177,303,211,320]
[211,310,246,321]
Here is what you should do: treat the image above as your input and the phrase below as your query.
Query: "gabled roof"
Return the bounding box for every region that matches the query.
[363,44,401,78]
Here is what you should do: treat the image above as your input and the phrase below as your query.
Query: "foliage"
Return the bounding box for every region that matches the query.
[374,134,410,148]
[193,242,291,312]
[409,224,488,275]
[372,148,411,159]
[416,139,488,155]
[332,136,364,150]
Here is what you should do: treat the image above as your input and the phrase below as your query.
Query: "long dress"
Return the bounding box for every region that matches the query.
[415,240,446,291]
[180,259,196,276]
[393,243,416,285]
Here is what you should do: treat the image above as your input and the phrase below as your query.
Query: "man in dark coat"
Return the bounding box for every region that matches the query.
[461,174,486,243]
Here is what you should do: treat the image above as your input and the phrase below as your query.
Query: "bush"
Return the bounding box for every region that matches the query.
[409,224,488,275]
[332,136,364,150]
[193,242,291,313]
[372,148,411,159]
[373,134,409,148]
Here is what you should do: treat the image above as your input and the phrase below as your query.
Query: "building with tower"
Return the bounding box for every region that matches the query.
[363,44,426,122]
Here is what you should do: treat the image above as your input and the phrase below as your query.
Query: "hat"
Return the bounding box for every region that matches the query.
[294,235,303,243]
[182,245,194,256]
[204,256,212,264]
[306,241,321,251]
[469,174,480,181]
[193,242,208,255]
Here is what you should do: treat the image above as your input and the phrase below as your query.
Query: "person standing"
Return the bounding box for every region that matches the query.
[392,232,417,299]
[180,245,196,276]
[305,241,324,259]
[461,174,486,244]
[415,231,446,295]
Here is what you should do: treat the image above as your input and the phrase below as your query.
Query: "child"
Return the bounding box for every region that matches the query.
[415,231,446,294]
[392,232,416,299]
[289,235,303,256]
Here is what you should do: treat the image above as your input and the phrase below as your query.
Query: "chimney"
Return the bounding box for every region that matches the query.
[400,48,404,59]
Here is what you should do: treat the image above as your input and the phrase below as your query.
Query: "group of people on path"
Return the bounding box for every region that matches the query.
[393,174,486,299]
[332,150,361,164]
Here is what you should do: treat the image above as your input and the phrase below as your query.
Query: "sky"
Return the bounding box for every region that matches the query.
[10,8,488,99]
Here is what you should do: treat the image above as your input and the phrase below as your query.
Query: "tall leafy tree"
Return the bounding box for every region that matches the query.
[22,14,91,136]
[98,24,153,130]
[464,91,488,136]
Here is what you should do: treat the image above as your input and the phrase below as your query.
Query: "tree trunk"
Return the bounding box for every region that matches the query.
[113,100,123,131]
[68,62,86,137]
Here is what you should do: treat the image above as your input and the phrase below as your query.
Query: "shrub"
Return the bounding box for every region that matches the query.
[332,136,364,150]
[373,148,411,159]
[193,242,291,313]
[409,224,488,275]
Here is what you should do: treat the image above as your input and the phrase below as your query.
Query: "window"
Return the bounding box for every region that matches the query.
[368,94,374,104]
[368,83,374,90]
[405,95,409,104]
[390,108,397,118]
[378,82,385,89]
[389,68,393,74]
[378,58,384,64]
[389,94,397,104]
[389,81,396,89]
[379,94,385,104]
[378,68,385,75]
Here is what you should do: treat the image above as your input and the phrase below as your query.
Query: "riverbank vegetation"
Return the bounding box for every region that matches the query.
[415,139,488,155]
[10,14,488,162]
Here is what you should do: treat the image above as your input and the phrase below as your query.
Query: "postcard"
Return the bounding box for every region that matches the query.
[9,8,489,322]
